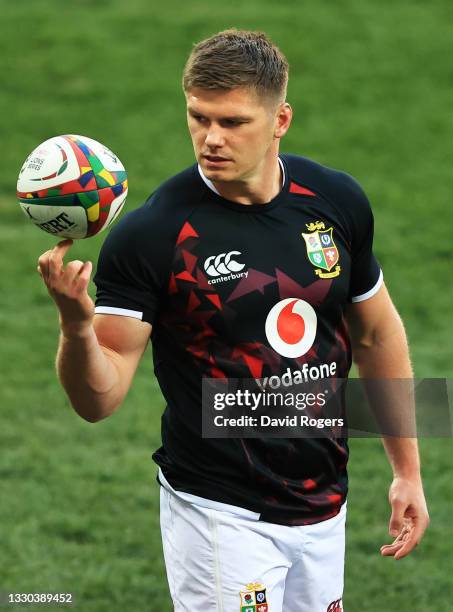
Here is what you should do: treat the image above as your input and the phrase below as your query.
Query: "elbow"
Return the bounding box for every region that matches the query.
[72,401,119,423]
[62,385,123,423]
[80,412,104,424]
[350,339,375,367]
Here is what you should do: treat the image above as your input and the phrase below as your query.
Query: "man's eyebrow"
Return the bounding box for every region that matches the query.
[187,108,251,121]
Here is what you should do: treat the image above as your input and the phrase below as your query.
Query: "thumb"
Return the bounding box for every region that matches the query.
[389,501,405,537]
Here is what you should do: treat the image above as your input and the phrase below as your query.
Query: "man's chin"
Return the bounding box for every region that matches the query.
[201,166,233,182]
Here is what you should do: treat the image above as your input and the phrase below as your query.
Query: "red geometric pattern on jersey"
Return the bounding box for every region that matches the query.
[227,269,275,302]
[289,181,316,196]
[276,268,306,299]
[164,230,273,379]
[163,222,350,396]
[327,494,343,504]
[242,427,347,524]
[182,249,198,274]
[206,294,222,310]
[276,268,332,304]
[232,343,264,379]
[196,268,212,291]
[176,221,199,245]
[188,290,201,312]
[176,270,197,283]
[168,244,335,380]
[164,230,230,376]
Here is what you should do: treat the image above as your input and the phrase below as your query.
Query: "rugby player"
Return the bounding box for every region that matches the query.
[37,29,429,611]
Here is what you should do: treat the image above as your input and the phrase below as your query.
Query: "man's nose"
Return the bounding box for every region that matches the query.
[205,125,225,148]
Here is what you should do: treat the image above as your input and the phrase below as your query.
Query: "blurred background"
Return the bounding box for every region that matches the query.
[1,0,452,610]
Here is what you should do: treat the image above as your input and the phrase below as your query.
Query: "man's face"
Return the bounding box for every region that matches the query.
[185,86,286,183]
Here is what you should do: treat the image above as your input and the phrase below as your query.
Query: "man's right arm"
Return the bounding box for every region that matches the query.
[38,239,151,422]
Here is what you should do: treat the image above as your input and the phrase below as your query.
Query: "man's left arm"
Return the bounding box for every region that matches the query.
[345,283,430,560]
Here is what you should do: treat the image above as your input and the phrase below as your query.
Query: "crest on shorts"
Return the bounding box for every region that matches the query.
[302,221,341,279]
[239,582,268,611]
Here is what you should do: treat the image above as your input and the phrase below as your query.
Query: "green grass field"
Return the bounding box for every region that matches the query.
[1,1,452,610]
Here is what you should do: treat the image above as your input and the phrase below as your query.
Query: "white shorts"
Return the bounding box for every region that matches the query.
[159,480,346,612]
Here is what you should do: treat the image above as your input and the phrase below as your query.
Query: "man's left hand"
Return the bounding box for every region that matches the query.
[380,476,429,560]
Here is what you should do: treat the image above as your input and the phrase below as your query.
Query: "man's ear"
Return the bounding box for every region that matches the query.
[274,102,293,139]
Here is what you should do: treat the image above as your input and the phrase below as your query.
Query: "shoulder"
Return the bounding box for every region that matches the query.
[101,163,205,249]
[281,153,371,212]
[148,163,206,212]
[95,164,207,290]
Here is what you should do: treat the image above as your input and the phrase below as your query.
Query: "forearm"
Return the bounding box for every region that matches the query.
[354,315,421,478]
[57,324,123,422]
[347,286,429,556]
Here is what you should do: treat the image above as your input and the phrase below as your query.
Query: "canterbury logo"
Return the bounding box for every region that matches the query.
[204,251,245,277]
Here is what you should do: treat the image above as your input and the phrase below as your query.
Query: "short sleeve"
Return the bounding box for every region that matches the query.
[326,171,383,302]
[94,198,166,324]
[344,177,383,302]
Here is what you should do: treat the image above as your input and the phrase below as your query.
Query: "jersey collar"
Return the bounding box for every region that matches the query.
[197,156,286,198]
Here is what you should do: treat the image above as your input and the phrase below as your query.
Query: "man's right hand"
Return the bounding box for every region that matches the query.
[37,239,95,336]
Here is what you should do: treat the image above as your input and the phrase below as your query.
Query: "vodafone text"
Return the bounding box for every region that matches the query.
[255,361,337,390]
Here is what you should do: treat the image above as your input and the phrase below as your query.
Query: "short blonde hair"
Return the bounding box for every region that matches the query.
[182,29,289,104]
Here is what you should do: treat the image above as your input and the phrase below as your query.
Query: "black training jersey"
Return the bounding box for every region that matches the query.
[94,154,382,526]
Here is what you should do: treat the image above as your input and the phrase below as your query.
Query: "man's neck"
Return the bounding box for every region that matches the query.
[200,156,284,205]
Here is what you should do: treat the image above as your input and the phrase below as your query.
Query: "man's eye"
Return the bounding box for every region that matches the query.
[193,115,206,123]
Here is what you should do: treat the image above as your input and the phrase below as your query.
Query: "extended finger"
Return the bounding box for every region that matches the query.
[53,239,74,257]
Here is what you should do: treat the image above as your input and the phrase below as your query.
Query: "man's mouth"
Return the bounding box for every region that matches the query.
[203,154,231,163]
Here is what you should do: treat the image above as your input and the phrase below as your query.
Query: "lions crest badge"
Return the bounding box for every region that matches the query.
[302,221,341,279]
[239,582,268,611]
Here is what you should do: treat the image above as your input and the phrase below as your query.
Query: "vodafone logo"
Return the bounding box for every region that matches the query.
[204,251,245,277]
[265,298,317,358]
